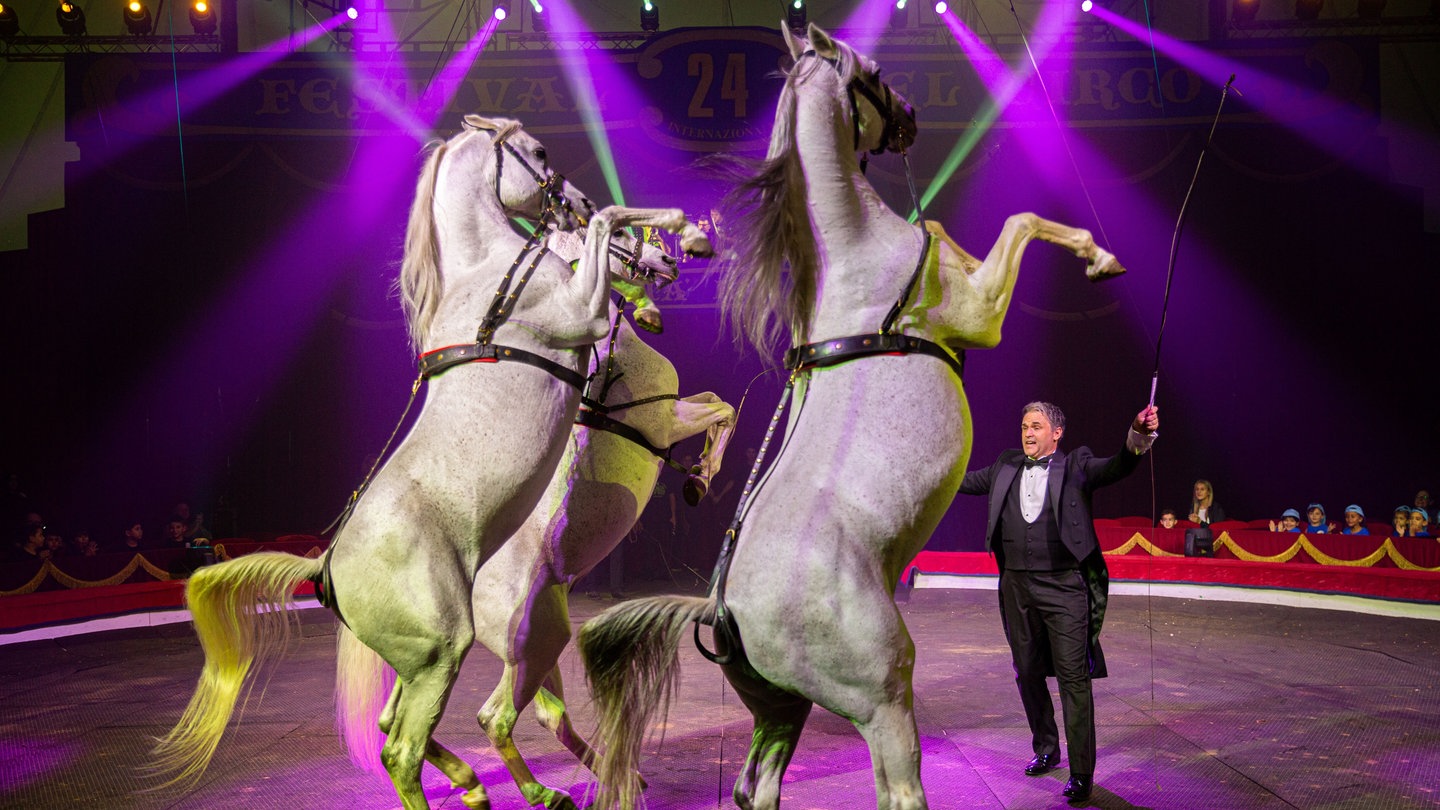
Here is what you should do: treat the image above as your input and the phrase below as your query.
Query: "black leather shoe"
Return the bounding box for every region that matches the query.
[1024,752,1061,776]
[1063,775,1093,801]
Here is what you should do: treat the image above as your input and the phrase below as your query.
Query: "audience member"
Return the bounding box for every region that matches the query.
[14,521,48,560]
[117,521,148,552]
[1304,503,1334,534]
[173,500,214,543]
[44,532,69,558]
[1409,508,1431,537]
[1188,480,1225,526]
[1339,505,1369,535]
[1416,492,1436,533]
[162,517,193,549]
[71,530,100,556]
[1158,509,1179,529]
[1391,506,1412,537]
[1270,509,1302,532]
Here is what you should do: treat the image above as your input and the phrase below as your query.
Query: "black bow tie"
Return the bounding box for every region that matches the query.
[1022,455,1052,469]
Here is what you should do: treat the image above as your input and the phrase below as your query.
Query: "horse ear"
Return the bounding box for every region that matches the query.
[781,21,804,59]
[806,22,837,59]
[464,114,504,134]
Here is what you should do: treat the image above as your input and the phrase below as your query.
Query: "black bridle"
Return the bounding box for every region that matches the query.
[798,50,912,157]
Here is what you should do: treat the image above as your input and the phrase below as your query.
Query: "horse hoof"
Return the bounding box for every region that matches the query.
[635,309,664,334]
[461,786,492,810]
[1086,248,1126,280]
[683,470,708,506]
[681,228,714,258]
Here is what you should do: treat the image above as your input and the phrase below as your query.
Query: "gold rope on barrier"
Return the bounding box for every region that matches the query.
[1214,532,1305,564]
[1104,532,1185,558]
[0,563,54,596]
[1103,531,1440,572]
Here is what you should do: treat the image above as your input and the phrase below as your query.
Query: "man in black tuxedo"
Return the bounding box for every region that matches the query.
[957,400,1159,803]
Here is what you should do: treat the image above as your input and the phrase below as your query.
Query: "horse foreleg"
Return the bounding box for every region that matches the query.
[985,212,1126,282]
[694,400,737,491]
[666,394,736,505]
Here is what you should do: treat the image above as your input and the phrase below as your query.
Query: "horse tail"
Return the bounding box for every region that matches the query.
[334,622,396,774]
[149,552,321,787]
[578,594,717,810]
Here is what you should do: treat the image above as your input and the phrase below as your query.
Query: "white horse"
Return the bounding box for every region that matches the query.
[578,24,1124,810]
[334,226,737,810]
[149,114,712,810]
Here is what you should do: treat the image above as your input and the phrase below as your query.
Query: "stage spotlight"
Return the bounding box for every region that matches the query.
[896,0,907,8]
[345,4,357,19]
[188,0,215,33]
[56,1,86,35]
[0,3,20,38]
[934,0,947,13]
[1081,0,1093,11]
[1233,0,1260,23]
[492,1,507,20]
[1294,0,1322,19]
[640,0,657,32]
[787,0,805,30]
[1356,0,1385,17]
[123,0,152,33]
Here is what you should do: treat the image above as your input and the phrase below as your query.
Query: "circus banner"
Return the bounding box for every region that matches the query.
[65,28,1379,150]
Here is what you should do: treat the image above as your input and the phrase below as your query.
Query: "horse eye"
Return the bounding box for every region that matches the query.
[534,148,547,162]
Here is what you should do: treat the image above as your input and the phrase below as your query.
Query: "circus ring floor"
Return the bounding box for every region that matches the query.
[2,581,1438,810]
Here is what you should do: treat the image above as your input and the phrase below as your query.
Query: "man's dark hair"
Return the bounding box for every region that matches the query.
[1021,401,1066,432]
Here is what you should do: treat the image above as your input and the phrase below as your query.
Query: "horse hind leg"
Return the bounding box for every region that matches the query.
[731,688,813,810]
[377,677,492,810]
[378,657,472,810]
[854,700,928,810]
[477,665,579,810]
[533,667,597,773]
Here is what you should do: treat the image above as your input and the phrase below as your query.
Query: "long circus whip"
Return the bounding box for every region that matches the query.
[1150,73,1238,407]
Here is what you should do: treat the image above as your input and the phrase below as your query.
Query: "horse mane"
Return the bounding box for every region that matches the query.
[398,139,448,353]
[714,42,860,360]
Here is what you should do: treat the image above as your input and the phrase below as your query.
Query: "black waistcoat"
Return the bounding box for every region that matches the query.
[998,469,1077,571]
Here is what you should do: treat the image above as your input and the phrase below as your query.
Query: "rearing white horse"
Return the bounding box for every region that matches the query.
[149,115,712,810]
[335,227,737,810]
[578,25,1124,810]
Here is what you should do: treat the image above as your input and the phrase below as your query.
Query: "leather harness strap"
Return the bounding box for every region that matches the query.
[573,407,688,474]
[784,331,964,380]
[419,342,588,392]
[781,229,963,381]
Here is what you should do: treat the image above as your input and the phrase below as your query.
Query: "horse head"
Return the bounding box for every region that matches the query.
[609,227,678,334]
[780,23,916,156]
[546,225,678,334]
[448,114,595,230]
